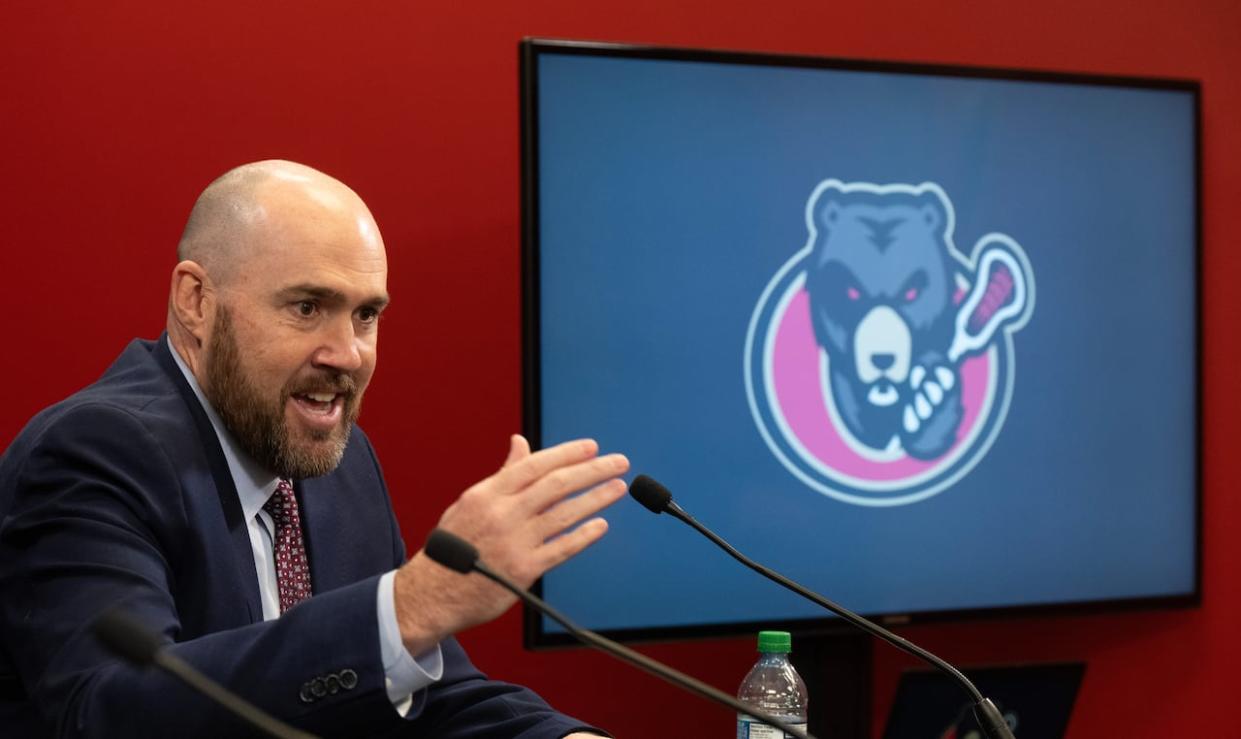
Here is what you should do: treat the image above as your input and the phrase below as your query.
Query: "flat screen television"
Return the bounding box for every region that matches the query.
[521,39,1200,647]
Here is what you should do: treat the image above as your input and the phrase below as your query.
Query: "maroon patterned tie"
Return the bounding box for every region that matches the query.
[263,479,313,613]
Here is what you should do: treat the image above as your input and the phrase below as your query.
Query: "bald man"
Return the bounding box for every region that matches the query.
[0,161,625,738]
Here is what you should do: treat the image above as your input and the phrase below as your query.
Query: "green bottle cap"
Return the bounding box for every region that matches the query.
[757,630,792,653]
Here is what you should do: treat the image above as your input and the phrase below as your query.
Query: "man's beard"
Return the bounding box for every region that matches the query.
[203,307,363,480]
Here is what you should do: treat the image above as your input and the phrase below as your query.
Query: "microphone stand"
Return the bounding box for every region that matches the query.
[424,529,816,739]
[93,609,318,739]
[634,478,1014,739]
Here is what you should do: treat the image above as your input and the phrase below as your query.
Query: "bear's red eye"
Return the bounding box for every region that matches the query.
[847,287,860,301]
[904,287,918,302]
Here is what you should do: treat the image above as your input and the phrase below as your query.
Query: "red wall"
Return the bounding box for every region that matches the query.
[2,2,1237,736]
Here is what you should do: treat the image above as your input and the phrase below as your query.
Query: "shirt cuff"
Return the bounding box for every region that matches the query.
[377,569,443,716]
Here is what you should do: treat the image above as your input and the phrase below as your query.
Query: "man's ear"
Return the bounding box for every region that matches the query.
[169,260,214,344]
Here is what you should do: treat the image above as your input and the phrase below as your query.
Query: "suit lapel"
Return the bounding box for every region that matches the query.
[297,476,334,593]
[154,337,264,623]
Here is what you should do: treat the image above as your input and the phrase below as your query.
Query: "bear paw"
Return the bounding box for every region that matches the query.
[902,364,955,434]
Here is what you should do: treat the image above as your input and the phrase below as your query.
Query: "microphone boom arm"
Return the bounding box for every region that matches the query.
[472,560,815,739]
[661,499,1014,739]
[665,501,980,702]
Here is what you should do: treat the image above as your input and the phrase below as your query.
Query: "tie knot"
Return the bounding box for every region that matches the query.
[263,479,298,524]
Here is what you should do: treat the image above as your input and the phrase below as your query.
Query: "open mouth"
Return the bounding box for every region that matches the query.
[294,391,339,412]
[866,380,900,407]
[289,391,345,430]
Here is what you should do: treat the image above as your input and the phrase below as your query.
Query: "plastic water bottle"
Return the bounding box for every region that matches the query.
[736,630,809,738]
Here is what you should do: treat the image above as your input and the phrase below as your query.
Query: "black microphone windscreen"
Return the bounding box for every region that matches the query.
[424,528,479,574]
[629,474,673,514]
[93,608,164,666]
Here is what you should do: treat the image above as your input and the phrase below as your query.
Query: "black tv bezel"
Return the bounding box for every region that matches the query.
[520,38,1202,649]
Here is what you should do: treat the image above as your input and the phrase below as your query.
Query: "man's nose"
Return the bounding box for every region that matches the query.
[314,317,364,372]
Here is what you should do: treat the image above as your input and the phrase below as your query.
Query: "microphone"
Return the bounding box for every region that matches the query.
[422,528,815,739]
[92,609,319,739]
[629,475,1016,739]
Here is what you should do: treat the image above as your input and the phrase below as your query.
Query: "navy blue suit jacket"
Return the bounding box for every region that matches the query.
[0,338,597,738]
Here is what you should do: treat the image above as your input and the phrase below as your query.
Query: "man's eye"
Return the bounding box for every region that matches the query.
[358,307,380,323]
[296,301,318,317]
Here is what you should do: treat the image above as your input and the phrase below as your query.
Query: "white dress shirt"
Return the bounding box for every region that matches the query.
[170,348,441,715]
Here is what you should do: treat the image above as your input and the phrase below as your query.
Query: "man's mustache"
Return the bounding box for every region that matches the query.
[287,373,359,397]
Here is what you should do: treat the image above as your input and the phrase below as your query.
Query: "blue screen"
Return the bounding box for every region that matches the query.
[531,49,1197,636]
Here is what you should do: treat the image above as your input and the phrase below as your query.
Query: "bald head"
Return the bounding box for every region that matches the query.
[177,160,376,285]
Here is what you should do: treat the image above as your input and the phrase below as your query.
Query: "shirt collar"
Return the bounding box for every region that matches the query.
[169,344,280,521]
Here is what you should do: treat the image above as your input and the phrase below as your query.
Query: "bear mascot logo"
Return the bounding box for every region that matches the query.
[745,180,1034,506]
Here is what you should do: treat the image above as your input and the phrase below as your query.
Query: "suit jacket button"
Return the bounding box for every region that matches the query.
[325,674,341,695]
[339,669,358,690]
[299,684,315,704]
[310,677,327,698]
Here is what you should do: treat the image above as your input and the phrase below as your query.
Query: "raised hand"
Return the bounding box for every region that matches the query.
[393,436,629,655]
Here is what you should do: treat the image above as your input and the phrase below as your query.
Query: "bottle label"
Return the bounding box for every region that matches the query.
[736,715,808,739]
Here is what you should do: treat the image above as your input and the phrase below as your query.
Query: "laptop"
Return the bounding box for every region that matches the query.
[883,662,1085,739]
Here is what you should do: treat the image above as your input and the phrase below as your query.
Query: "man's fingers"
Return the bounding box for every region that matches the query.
[538,517,610,571]
[494,438,600,492]
[533,478,627,541]
[500,434,531,469]
[519,453,629,513]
